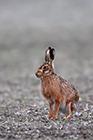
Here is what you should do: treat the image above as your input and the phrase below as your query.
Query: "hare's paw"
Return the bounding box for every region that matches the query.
[49,112,58,120]
[63,114,72,120]
[48,112,53,119]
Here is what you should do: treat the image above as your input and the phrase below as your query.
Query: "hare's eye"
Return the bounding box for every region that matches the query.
[43,66,47,70]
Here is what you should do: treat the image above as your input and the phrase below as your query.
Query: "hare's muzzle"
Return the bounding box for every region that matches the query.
[35,69,42,78]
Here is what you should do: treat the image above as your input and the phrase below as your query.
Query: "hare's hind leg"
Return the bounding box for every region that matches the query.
[71,103,76,112]
[64,102,73,120]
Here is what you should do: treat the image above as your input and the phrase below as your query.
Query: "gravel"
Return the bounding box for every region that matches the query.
[0,100,93,140]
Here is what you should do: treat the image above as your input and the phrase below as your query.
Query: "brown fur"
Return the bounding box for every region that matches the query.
[35,59,79,120]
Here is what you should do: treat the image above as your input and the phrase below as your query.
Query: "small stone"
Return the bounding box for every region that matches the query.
[82,112,88,119]
[84,103,89,111]
[75,112,82,117]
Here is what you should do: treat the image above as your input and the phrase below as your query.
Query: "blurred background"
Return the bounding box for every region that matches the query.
[0,0,93,105]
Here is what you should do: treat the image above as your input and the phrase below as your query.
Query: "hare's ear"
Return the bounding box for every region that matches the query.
[45,47,51,63]
[45,47,55,64]
[50,48,55,61]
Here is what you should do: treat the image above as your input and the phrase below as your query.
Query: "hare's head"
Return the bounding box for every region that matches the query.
[35,47,55,78]
[35,62,54,78]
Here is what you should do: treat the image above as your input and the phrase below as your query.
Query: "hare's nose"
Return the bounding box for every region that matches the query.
[35,70,42,77]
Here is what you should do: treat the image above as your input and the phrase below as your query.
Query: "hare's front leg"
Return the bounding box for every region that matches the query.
[48,99,54,119]
[50,99,60,120]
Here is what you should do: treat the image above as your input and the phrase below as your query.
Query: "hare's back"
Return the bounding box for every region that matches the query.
[58,76,79,97]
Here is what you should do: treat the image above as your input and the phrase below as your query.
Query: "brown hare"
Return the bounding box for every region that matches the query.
[35,47,79,120]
